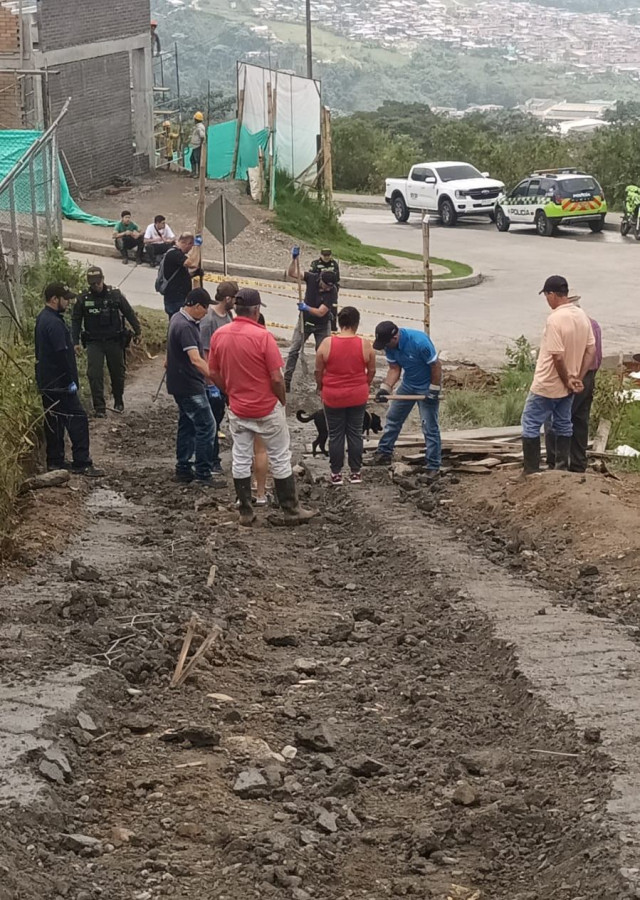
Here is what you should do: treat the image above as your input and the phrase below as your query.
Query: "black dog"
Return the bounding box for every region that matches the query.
[297,409,382,456]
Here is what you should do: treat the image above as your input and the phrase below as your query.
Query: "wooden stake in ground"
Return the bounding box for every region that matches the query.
[171,615,197,687]
[193,127,207,287]
[170,617,222,689]
[422,211,432,335]
[295,255,308,374]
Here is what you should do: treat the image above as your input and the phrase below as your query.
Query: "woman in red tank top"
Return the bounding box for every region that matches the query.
[315,306,376,486]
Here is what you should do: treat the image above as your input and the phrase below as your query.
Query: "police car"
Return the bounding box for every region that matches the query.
[494,168,607,237]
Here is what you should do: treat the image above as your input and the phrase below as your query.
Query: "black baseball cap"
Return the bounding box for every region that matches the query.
[539,275,569,295]
[184,287,212,308]
[44,282,76,302]
[235,288,266,308]
[373,320,399,350]
[320,270,337,285]
[87,266,104,284]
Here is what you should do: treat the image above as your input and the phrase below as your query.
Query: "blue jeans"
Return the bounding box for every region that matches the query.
[521,391,573,438]
[377,384,442,470]
[174,393,216,479]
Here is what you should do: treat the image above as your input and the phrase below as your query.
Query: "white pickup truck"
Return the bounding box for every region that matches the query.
[385,161,505,227]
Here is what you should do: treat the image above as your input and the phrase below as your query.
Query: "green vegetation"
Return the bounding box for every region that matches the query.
[0,246,86,549]
[333,101,640,207]
[274,176,470,275]
[441,337,534,430]
[153,0,640,114]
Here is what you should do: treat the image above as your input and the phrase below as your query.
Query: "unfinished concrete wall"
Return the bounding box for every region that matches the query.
[0,8,23,128]
[34,0,153,193]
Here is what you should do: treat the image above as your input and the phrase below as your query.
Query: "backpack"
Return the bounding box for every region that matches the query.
[155,250,180,295]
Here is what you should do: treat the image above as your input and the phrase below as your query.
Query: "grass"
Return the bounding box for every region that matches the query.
[274,176,471,276]
[440,338,533,430]
[0,246,88,553]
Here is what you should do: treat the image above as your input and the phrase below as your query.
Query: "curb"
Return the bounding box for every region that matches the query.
[63,237,482,293]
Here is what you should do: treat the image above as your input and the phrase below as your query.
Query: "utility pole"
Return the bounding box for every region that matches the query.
[305,0,313,79]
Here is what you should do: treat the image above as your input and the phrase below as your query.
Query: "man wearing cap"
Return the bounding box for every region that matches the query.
[209,288,316,526]
[284,249,338,391]
[310,249,341,332]
[72,267,141,417]
[521,275,596,475]
[166,288,218,485]
[35,284,103,477]
[368,321,443,475]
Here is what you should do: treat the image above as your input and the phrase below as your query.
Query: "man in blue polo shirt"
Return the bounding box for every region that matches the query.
[368,320,443,474]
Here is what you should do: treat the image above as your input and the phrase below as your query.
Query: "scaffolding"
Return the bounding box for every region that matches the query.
[152,42,185,170]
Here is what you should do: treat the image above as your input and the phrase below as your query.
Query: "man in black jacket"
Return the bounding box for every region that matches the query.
[72,266,141,416]
[35,283,102,476]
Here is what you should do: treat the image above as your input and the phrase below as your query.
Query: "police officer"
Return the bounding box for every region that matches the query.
[72,266,141,417]
[310,248,340,332]
[35,283,103,476]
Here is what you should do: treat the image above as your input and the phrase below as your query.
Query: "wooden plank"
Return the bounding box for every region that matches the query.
[592,419,611,454]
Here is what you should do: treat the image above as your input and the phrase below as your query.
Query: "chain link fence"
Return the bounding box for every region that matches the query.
[0,102,67,335]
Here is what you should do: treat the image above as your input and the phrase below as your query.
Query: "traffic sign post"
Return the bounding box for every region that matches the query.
[205,195,250,276]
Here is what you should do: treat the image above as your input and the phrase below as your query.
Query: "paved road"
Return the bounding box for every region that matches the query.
[342,207,637,366]
[68,252,432,362]
[71,204,637,368]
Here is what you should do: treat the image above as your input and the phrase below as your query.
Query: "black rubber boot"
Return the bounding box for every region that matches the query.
[544,431,556,469]
[234,477,256,527]
[554,435,571,471]
[522,437,541,475]
[273,475,317,526]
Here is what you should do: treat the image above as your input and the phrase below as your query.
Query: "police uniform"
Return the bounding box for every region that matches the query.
[310,252,340,331]
[35,285,93,472]
[72,267,141,414]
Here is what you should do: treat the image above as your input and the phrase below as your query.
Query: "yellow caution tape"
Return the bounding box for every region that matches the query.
[203,272,429,307]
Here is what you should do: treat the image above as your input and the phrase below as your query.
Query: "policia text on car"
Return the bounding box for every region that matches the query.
[71,266,142,417]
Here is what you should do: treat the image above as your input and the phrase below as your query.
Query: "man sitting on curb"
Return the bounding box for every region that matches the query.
[521,275,595,475]
[113,210,144,265]
[208,288,317,527]
[367,320,443,477]
[144,215,176,267]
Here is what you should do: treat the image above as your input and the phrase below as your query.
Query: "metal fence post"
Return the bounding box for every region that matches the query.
[28,157,40,263]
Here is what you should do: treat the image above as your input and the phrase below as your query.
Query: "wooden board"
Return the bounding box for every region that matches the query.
[592,419,611,454]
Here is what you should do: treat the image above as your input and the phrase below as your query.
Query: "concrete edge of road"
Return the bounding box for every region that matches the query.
[62,238,483,293]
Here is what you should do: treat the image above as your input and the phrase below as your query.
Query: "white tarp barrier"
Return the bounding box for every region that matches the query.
[238,62,321,184]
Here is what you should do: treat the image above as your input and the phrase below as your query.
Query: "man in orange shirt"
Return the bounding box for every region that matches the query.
[521,275,596,475]
[208,288,316,527]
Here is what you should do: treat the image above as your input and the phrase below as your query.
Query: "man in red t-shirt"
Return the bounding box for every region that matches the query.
[209,288,316,527]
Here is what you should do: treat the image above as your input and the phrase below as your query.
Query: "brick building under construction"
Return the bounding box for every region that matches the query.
[0,0,154,193]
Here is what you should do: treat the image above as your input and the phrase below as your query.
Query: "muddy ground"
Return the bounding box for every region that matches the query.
[0,360,633,900]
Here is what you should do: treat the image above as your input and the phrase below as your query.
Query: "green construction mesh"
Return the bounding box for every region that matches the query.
[0,130,115,227]
[206,120,269,180]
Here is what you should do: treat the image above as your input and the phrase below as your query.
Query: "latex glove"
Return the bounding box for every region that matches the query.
[375,385,391,403]
[292,246,300,259]
[297,302,310,313]
[426,384,442,401]
[206,384,221,398]
[68,381,78,394]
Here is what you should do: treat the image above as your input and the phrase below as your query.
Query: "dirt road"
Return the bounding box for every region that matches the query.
[0,361,633,900]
